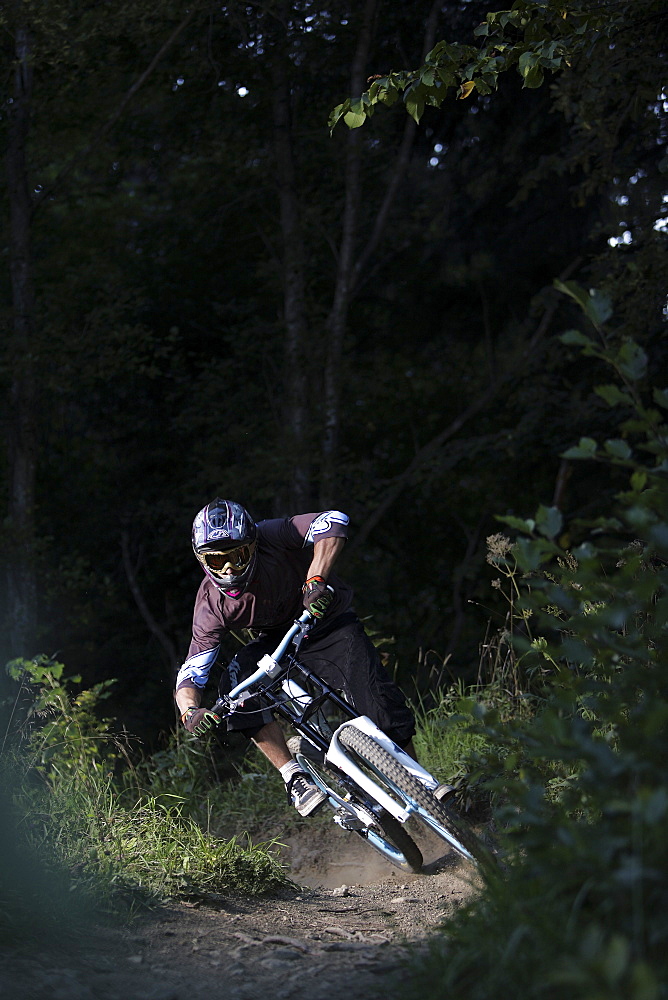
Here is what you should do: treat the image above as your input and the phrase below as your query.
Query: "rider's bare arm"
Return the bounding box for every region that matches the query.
[306,536,345,581]
[175,683,201,717]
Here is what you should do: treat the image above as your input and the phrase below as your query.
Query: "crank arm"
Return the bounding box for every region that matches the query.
[294,755,377,830]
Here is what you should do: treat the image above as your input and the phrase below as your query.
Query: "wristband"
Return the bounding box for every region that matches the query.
[181,707,198,724]
[303,575,326,592]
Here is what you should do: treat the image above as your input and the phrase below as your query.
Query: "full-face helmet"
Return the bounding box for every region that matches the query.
[192,499,258,595]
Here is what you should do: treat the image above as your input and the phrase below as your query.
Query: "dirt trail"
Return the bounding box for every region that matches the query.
[1,823,479,1000]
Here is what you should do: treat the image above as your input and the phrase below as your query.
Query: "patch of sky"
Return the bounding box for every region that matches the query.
[654,196,668,233]
[608,230,633,247]
[653,91,668,116]
[429,143,447,167]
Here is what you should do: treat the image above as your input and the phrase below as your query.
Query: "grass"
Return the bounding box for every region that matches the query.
[0,667,297,946]
[0,627,538,949]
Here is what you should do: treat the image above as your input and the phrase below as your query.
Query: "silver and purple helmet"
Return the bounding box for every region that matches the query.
[192,499,257,595]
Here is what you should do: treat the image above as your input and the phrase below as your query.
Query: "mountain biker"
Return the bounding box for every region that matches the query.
[174,499,433,817]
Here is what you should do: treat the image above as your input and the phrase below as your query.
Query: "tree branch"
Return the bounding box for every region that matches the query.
[351,0,442,293]
[121,530,179,673]
[321,0,440,501]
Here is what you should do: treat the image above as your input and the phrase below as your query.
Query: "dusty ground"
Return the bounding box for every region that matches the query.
[0,820,479,1000]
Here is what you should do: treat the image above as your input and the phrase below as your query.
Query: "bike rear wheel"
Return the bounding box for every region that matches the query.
[357,807,424,873]
[338,724,494,870]
[292,744,423,873]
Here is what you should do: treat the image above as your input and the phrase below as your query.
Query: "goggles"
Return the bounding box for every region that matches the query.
[203,542,255,576]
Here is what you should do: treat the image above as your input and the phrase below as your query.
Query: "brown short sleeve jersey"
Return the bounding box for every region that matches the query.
[175,511,352,690]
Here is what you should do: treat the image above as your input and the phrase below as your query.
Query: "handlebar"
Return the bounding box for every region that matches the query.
[210,610,314,717]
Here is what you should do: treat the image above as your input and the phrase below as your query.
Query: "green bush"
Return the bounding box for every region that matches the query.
[0,658,294,942]
[400,286,668,1000]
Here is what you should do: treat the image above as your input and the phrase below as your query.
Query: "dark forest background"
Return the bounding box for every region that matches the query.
[2,0,666,745]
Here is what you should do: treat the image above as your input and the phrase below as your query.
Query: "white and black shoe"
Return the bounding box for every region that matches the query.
[286,772,327,817]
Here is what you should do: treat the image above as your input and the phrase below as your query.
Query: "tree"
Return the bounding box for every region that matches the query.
[4,0,664,739]
[0,1,196,660]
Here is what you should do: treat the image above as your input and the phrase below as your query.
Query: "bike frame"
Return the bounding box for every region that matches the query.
[211,612,442,832]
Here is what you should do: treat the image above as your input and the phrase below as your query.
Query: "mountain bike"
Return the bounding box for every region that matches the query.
[208,611,494,874]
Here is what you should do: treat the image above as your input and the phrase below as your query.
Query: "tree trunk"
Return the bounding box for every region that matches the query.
[272,48,311,510]
[2,11,198,659]
[5,23,38,659]
[319,0,442,505]
[319,0,378,506]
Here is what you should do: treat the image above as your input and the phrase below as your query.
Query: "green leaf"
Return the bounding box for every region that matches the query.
[554,279,608,328]
[573,541,596,560]
[560,329,594,348]
[554,277,591,310]
[562,437,598,459]
[437,66,456,88]
[589,289,613,325]
[523,64,544,88]
[424,40,447,62]
[595,384,632,407]
[617,339,647,381]
[535,504,563,540]
[630,470,647,491]
[404,83,426,122]
[377,87,399,107]
[328,102,349,130]
[497,514,536,534]
[518,51,537,78]
[343,109,367,129]
[513,535,553,571]
[652,387,668,409]
[604,438,632,460]
[474,78,494,96]
[561,635,594,666]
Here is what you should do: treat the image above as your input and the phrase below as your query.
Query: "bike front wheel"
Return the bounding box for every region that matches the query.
[338,724,494,870]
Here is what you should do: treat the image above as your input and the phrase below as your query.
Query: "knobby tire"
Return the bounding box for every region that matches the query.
[338,724,493,869]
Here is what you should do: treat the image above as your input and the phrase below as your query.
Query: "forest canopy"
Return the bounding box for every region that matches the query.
[1,0,666,741]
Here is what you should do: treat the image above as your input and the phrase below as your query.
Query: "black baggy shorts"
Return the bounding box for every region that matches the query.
[218,613,415,748]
